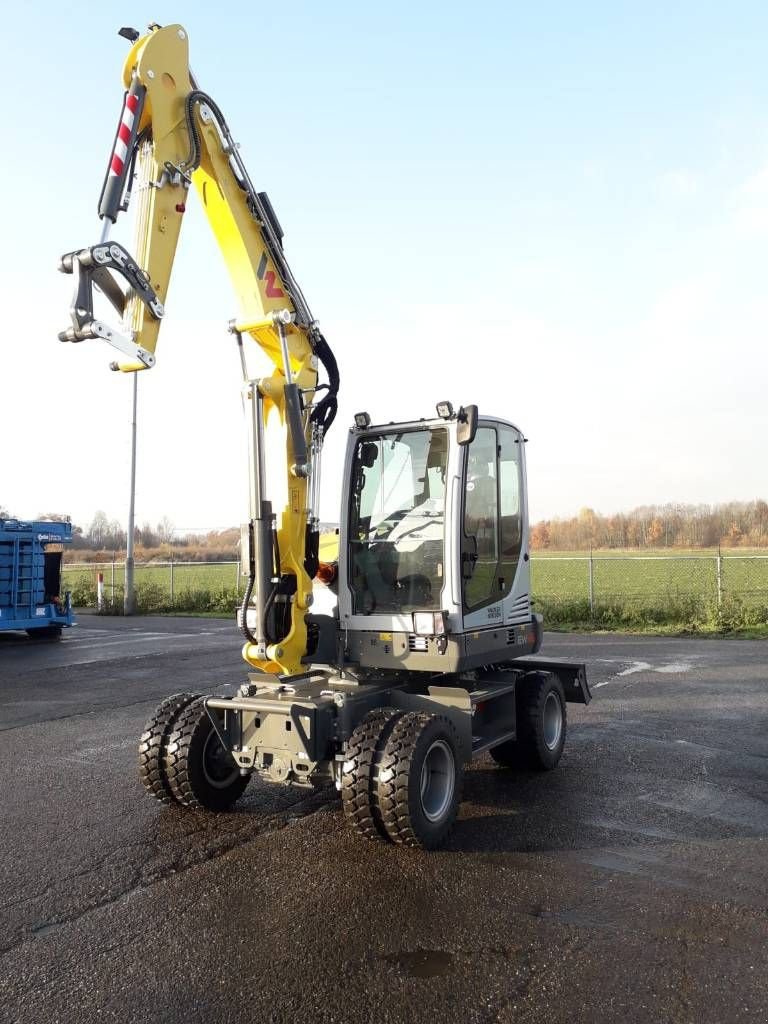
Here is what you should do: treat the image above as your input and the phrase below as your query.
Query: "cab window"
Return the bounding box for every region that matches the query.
[498,425,523,593]
[348,429,447,613]
[463,427,498,609]
[462,424,523,611]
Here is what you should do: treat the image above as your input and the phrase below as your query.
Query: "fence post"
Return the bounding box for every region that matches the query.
[588,547,595,615]
[170,557,174,608]
[716,546,722,611]
[236,559,241,593]
[111,559,115,599]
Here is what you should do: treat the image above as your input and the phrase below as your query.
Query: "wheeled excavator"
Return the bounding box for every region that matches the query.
[59,23,591,849]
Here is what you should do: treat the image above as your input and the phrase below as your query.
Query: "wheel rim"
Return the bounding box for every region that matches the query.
[419,739,455,823]
[543,691,563,750]
[202,729,240,789]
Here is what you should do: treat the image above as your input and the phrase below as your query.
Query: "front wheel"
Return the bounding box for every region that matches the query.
[342,708,404,841]
[163,698,250,811]
[138,692,201,804]
[375,712,463,850]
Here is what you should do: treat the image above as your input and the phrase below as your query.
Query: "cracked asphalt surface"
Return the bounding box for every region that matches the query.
[0,616,766,1024]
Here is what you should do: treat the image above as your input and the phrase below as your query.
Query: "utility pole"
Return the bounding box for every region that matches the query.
[124,373,138,614]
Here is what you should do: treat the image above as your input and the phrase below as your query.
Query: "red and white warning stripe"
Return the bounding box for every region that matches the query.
[109,91,140,177]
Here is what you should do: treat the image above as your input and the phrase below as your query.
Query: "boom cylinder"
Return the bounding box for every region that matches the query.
[241,381,278,656]
[241,506,275,655]
[98,75,146,223]
[275,318,308,473]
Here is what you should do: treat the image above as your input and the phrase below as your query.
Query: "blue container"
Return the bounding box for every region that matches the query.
[0,519,76,635]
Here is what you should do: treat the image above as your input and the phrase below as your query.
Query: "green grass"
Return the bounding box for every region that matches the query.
[533,547,768,557]
[61,561,242,615]
[533,552,768,632]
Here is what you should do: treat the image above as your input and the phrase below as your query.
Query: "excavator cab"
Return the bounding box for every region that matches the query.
[337,406,539,672]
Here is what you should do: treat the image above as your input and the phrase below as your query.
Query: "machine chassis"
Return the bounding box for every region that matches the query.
[204,652,591,788]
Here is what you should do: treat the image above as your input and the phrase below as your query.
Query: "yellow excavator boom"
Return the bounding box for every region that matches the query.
[58,24,339,677]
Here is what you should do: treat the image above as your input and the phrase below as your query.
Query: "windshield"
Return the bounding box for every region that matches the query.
[348,428,447,614]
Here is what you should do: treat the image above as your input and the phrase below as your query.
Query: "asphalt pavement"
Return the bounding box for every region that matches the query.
[0,616,766,1024]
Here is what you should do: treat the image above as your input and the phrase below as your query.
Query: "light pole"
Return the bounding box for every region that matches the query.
[91,216,140,614]
[124,373,138,614]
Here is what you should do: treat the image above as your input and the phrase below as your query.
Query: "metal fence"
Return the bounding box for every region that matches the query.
[60,554,768,616]
[61,560,243,608]
[531,553,768,614]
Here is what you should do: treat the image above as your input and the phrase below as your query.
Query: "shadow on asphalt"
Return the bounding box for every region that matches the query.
[447,756,768,854]
[0,632,62,646]
[448,766,587,853]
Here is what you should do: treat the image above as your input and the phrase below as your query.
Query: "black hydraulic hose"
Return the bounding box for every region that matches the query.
[239,572,257,644]
[240,568,281,648]
[239,523,282,647]
[310,331,339,433]
[116,127,150,215]
[262,586,278,643]
[181,89,233,172]
[182,91,341,435]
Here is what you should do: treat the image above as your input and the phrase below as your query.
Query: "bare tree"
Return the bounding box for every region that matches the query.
[157,516,175,544]
[88,510,110,547]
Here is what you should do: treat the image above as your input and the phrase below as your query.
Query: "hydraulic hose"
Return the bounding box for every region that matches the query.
[182,89,341,436]
[310,331,339,433]
[239,522,282,647]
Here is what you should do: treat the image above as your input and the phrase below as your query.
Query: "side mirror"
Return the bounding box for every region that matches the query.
[359,441,378,468]
[456,404,478,446]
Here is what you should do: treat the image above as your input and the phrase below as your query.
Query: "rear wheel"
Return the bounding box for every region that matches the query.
[164,698,250,811]
[490,672,566,771]
[375,712,462,850]
[138,692,201,804]
[342,708,404,841]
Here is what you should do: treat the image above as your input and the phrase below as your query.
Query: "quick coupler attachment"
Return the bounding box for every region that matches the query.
[58,242,162,369]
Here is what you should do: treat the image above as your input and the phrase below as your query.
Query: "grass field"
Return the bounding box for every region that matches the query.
[61,561,240,614]
[531,550,768,629]
[61,544,768,629]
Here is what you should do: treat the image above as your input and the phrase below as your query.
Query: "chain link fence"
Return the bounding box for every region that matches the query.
[531,553,768,626]
[61,553,768,625]
[61,560,243,614]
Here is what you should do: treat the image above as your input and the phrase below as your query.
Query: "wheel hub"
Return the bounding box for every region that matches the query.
[419,739,455,823]
[543,691,563,750]
[202,730,240,789]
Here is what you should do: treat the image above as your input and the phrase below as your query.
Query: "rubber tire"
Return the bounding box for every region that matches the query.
[138,692,201,804]
[163,697,250,811]
[341,709,404,841]
[490,672,566,771]
[27,626,62,640]
[376,712,463,850]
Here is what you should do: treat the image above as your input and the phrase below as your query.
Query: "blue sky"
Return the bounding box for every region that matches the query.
[2,2,767,530]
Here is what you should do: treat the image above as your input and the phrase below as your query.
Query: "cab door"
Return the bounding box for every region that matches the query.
[461,421,528,628]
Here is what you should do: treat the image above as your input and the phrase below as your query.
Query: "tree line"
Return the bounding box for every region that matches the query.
[0,507,239,561]
[4,501,767,556]
[531,500,768,550]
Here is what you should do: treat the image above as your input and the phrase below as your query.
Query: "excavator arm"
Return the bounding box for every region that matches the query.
[59,23,339,676]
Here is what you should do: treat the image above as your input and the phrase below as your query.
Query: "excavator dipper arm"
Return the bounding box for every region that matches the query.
[58,24,339,676]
